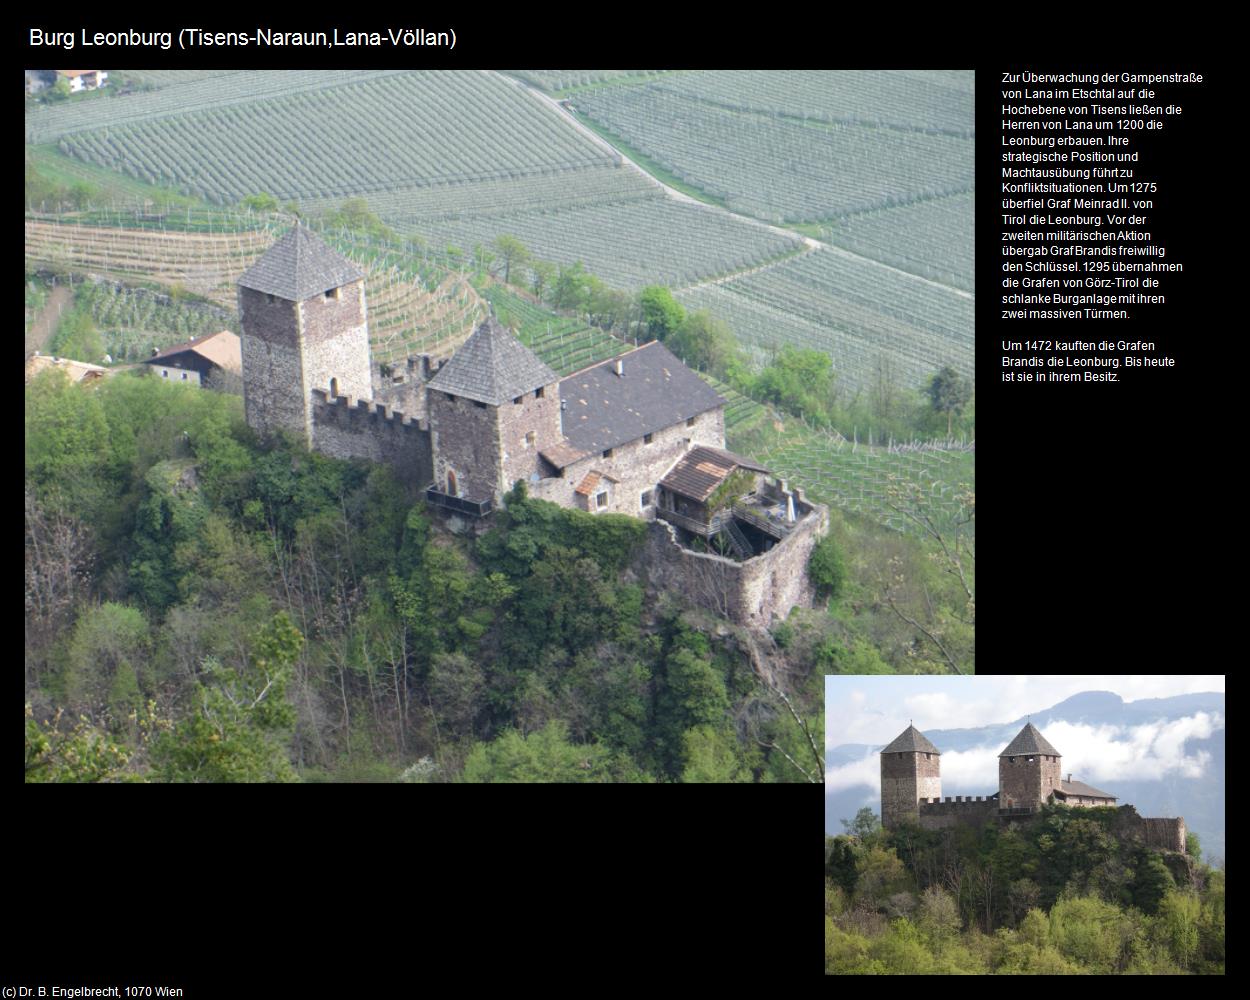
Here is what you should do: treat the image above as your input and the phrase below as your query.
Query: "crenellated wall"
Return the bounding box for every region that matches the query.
[310,389,432,489]
[916,797,1000,831]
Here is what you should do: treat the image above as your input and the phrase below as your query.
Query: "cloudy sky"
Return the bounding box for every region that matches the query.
[825,675,1225,797]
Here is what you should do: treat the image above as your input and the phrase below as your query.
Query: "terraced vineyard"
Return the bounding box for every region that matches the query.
[26,71,405,143]
[572,71,974,223]
[753,423,975,538]
[680,246,972,394]
[305,163,660,229]
[73,280,235,362]
[58,72,614,205]
[414,197,799,291]
[24,213,484,364]
[483,286,626,374]
[821,191,975,292]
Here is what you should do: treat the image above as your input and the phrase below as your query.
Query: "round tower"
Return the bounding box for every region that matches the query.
[879,724,942,829]
[998,721,1062,811]
[237,223,372,445]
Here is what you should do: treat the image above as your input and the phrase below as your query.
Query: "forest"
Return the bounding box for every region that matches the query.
[824,806,1224,974]
[24,368,826,781]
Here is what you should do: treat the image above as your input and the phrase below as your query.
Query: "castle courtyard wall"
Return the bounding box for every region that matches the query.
[310,390,432,490]
[916,797,998,831]
[639,500,827,629]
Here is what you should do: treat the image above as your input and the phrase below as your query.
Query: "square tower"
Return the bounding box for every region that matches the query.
[879,724,942,829]
[998,722,1063,810]
[238,224,372,446]
[425,316,561,504]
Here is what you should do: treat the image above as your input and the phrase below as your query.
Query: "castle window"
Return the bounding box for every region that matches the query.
[324,287,339,300]
[525,431,536,447]
[643,433,653,444]
[266,294,275,305]
[535,387,545,399]
[447,470,458,496]
[1009,757,1015,763]
[474,401,487,409]
[181,372,187,381]
[603,448,613,459]
[595,491,608,509]
[686,415,697,427]
[640,490,653,508]
[514,396,523,405]
[444,393,455,403]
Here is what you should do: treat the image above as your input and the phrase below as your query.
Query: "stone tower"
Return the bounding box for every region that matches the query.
[425,316,561,504]
[238,224,372,446]
[998,722,1062,810]
[879,724,942,829]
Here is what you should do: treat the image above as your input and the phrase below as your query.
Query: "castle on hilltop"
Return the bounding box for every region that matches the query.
[879,721,1187,852]
[237,224,827,629]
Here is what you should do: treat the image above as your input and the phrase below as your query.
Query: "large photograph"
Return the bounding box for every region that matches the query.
[26,70,973,782]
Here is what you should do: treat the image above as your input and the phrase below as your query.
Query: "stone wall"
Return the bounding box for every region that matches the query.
[240,285,307,443]
[916,797,999,831]
[428,391,502,503]
[640,495,827,629]
[999,753,1062,810]
[1141,816,1187,853]
[500,381,564,494]
[372,355,436,423]
[299,278,372,432]
[310,389,432,490]
[881,751,942,829]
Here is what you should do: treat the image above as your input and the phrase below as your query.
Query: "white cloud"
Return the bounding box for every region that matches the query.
[824,713,1222,798]
[1045,712,1221,783]
[824,752,879,795]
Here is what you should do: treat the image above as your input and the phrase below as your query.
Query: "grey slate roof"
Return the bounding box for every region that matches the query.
[426,317,558,406]
[1058,779,1116,800]
[999,722,1061,757]
[559,341,725,453]
[880,725,941,755]
[238,224,365,302]
[660,446,770,503]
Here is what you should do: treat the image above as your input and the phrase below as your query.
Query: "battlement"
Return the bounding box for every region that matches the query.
[921,795,996,805]
[309,388,432,489]
[310,388,426,431]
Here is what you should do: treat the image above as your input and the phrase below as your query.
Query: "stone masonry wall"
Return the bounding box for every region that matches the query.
[1141,817,1187,853]
[310,390,432,490]
[916,797,999,831]
[299,278,372,434]
[640,497,828,629]
[1000,753,1062,810]
[428,391,502,502]
[499,381,564,494]
[880,751,942,829]
[239,286,306,441]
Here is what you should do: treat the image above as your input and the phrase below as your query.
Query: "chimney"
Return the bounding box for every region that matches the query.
[1067,773,1072,782]
[614,358,624,377]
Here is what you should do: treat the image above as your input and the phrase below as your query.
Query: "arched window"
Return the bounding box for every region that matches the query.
[447,469,458,496]
[330,377,339,397]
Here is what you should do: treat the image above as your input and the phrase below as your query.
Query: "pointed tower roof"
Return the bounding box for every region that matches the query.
[999,722,1061,757]
[427,316,558,406]
[238,223,365,301]
[880,724,940,755]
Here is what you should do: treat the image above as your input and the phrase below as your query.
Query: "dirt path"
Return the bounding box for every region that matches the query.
[26,284,72,359]
[493,71,974,302]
